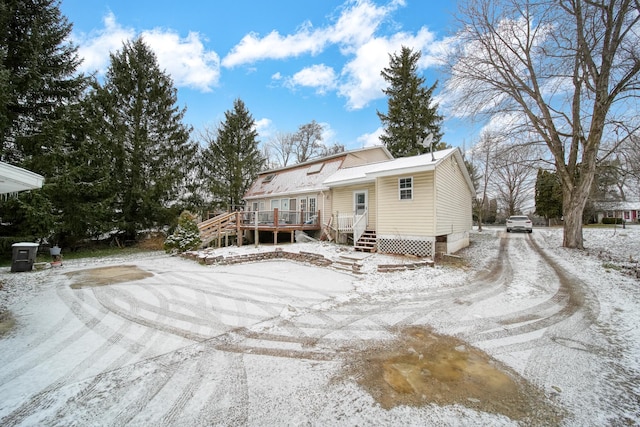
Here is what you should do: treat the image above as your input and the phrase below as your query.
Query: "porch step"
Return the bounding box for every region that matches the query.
[355,230,377,253]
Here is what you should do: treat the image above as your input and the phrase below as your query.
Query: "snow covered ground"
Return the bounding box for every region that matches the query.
[0,225,638,426]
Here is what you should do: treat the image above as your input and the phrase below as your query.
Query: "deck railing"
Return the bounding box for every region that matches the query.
[241,209,320,227]
[337,213,354,232]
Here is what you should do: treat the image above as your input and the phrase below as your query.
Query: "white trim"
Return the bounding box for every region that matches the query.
[353,189,368,215]
[399,176,413,200]
[0,162,44,195]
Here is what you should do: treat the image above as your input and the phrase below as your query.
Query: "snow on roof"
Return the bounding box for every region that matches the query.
[593,200,640,211]
[324,148,459,187]
[245,156,344,200]
[0,162,44,195]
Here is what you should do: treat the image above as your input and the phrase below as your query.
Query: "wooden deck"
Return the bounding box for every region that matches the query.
[198,209,322,247]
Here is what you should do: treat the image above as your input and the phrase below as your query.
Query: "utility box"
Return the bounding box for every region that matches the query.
[11,242,39,272]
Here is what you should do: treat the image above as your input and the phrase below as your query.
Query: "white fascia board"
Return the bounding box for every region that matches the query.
[244,186,331,200]
[0,162,45,194]
[366,164,436,178]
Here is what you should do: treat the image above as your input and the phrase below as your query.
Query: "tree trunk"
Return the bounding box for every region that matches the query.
[562,207,583,249]
[562,183,591,249]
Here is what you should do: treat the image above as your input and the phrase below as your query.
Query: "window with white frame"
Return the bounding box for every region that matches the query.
[399,177,413,200]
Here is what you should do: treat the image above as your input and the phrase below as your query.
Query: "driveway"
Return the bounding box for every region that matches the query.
[0,230,637,426]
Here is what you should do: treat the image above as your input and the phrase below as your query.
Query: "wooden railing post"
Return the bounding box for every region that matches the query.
[273,208,279,243]
[236,211,242,246]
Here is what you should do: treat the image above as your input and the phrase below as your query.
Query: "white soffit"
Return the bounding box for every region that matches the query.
[0,162,45,195]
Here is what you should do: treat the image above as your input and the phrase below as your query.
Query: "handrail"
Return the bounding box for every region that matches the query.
[198,211,238,246]
[353,209,368,245]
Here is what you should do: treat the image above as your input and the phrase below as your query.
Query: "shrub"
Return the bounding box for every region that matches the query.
[602,217,624,225]
[163,211,201,253]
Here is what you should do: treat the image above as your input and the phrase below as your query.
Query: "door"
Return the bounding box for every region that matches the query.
[354,190,368,215]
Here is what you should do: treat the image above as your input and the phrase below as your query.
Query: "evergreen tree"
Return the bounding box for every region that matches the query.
[201,99,264,211]
[0,0,86,164]
[42,97,115,247]
[164,211,201,253]
[535,169,563,221]
[96,38,195,240]
[377,46,443,158]
[0,0,91,248]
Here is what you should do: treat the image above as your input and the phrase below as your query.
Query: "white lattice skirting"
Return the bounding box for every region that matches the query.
[377,237,435,257]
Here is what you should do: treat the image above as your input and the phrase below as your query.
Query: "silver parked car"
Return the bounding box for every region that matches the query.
[506,215,533,233]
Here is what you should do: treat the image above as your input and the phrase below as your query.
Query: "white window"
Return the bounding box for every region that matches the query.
[399,177,413,200]
[270,199,280,210]
[308,197,317,213]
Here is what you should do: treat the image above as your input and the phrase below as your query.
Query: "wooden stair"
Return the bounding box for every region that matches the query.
[354,229,376,252]
[198,212,239,248]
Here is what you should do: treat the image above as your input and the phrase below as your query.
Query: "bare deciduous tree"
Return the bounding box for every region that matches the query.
[268,131,296,167]
[471,131,500,232]
[444,0,640,248]
[492,143,539,216]
[293,120,324,163]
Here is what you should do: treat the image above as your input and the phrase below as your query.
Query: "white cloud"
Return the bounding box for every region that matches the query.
[221,0,398,68]
[286,64,337,94]
[221,0,440,110]
[74,12,134,74]
[254,118,275,139]
[339,28,436,110]
[222,28,326,68]
[72,12,220,92]
[320,122,337,145]
[357,127,384,147]
[141,29,220,92]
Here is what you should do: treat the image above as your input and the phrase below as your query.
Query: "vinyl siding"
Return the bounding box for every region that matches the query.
[434,155,473,235]
[330,183,377,229]
[376,171,435,236]
[342,147,391,168]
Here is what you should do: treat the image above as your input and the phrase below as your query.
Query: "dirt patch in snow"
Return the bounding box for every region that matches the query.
[0,310,14,336]
[349,326,564,424]
[67,265,153,289]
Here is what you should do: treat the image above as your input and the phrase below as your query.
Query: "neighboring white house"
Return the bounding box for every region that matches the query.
[593,200,640,223]
[0,162,44,196]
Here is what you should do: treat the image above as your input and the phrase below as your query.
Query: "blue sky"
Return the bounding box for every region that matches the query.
[60,0,482,150]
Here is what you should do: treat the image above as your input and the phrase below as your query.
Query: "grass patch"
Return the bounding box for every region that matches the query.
[602,262,622,271]
[0,234,166,268]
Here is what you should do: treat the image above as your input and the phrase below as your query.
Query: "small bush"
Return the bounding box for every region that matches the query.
[602,218,624,225]
[163,211,201,253]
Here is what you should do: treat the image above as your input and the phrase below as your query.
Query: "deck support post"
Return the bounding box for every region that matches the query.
[273,208,279,244]
[254,211,259,247]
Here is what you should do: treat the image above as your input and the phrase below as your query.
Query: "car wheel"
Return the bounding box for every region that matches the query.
[528,230,532,233]
[507,229,511,232]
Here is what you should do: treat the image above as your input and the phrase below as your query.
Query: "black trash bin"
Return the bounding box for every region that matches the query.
[11,242,39,272]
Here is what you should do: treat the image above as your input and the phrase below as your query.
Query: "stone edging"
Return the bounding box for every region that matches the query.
[181,248,433,273]
[181,248,332,267]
